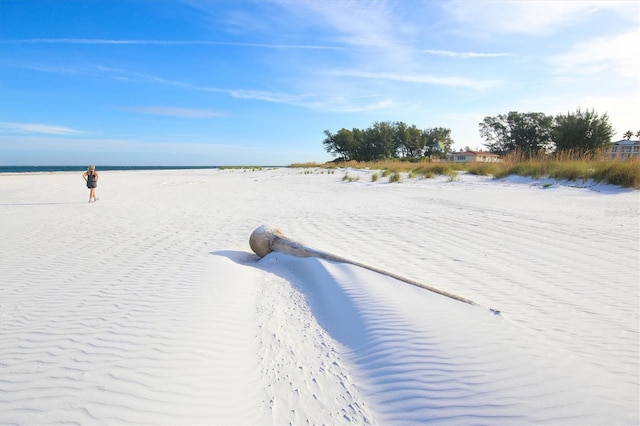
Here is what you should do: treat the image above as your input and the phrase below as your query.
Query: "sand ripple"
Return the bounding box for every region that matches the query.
[1,168,638,424]
[264,254,635,424]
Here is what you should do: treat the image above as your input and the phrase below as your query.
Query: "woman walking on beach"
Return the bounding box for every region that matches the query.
[82,164,99,203]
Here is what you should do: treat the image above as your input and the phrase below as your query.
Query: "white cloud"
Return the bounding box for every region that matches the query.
[424,49,511,59]
[15,58,389,113]
[445,0,638,36]
[249,0,422,69]
[330,70,500,91]
[185,0,410,51]
[126,106,227,118]
[0,122,85,135]
[548,28,640,79]
[2,38,340,50]
[286,1,404,47]
[312,97,394,113]
[228,89,304,104]
[228,88,393,113]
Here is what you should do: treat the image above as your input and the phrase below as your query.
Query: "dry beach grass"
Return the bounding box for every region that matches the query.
[294,151,640,188]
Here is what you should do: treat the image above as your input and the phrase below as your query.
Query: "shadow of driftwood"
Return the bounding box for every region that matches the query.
[211,249,260,266]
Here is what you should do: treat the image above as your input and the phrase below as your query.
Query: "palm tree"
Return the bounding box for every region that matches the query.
[623,130,633,140]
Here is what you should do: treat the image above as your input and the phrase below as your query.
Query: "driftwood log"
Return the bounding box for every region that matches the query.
[250,225,499,314]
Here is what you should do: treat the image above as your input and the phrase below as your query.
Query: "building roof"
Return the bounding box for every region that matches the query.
[611,140,640,146]
[451,150,500,156]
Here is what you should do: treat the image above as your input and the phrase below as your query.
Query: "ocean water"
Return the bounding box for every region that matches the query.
[0,166,221,174]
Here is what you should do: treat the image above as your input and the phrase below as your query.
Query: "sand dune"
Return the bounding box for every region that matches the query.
[1,168,638,424]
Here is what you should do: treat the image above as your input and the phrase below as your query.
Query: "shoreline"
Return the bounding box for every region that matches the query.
[2,165,637,193]
[0,165,226,174]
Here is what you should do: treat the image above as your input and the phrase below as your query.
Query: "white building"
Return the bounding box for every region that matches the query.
[448,150,501,163]
[605,140,640,159]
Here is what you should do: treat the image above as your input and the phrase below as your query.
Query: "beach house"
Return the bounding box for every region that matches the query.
[605,140,640,159]
[448,150,501,163]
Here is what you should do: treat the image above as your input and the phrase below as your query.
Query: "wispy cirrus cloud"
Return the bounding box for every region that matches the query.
[10,58,454,114]
[227,88,309,104]
[125,106,227,118]
[444,0,638,36]
[548,28,640,79]
[0,122,85,135]
[0,38,340,50]
[226,88,393,113]
[15,62,221,91]
[270,0,423,70]
[10,61,317,109]
[282,1,407,48]
[424,49,511,59]
[329,70,500,91]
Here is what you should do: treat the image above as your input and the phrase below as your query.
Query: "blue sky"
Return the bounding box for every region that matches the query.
[1,0,638,166]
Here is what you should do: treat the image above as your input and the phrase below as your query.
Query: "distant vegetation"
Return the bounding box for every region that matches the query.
[322,108,629,162]
[322,121,454,161]
[311,107,639,188]
[480,108,615,158]
[292,151,640,189]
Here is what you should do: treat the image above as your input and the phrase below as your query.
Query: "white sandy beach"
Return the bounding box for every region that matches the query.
[1,167,638,425]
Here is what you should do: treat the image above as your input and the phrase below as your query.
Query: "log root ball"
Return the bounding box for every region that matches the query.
[249,225,285,258]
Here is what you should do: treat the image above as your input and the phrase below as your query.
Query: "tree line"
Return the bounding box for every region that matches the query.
[323,108,635,161]
[480,108,616,157]
[322,122,454,162]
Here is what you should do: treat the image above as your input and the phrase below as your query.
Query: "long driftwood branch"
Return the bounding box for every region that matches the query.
[250,225,500,315]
